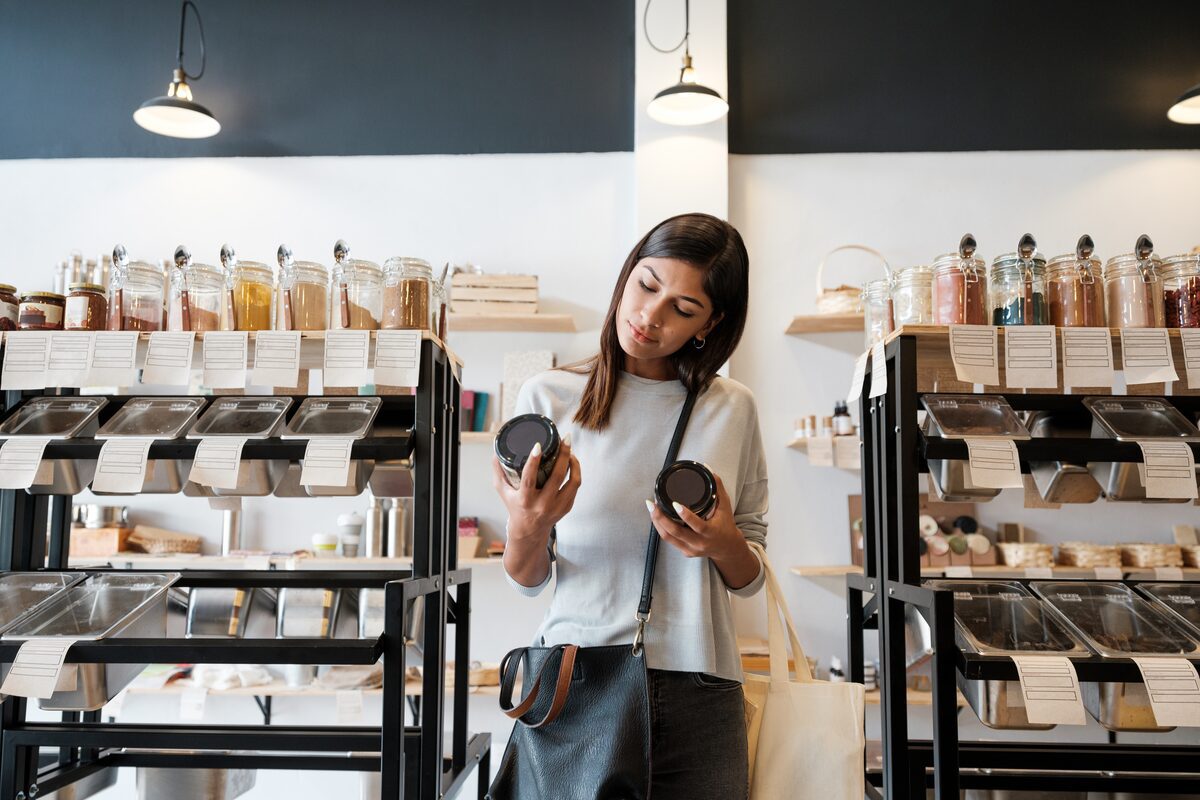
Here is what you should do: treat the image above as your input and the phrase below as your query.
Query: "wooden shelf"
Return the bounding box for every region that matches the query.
[71,554,502,570]
[785,313,864,335]
[864,688,966,708]
[448,313,576,333]
[787,438,809,451]
[461,431,497,443]
[791,565,863,577]
[790,564,1200,579]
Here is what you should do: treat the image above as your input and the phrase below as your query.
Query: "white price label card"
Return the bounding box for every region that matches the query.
[833,436,860,469]
[943,565,973,578]
[374,330,421,387]
[1182,329,1200,389]
[806,436,834,467]
[202,331,249,388]
[187,437,247,489]
[1060,327,1116,388]
[245,555,271,571]
[1004,325,1058,389]
[1136,440,1198,500]
[964,437,1024,489]
[251,331,302,388]
[91,438,155,494]
[86,331,139,387]
[1121,328,1179,384]
[142,331,195,386]
[949,325,999,385]
[336,689,365,724]
[1132,657,1200,728]
[179,686,208,722]
[45,332,94,387]
[1094,566,1125,580]
[1024,566,1054,579]
[300,437,356,487]
[846,351,869,404]
[0,438,51,489]
[1010,655,1087,726]
[0,639,78,699]
[323,330,371,387]
[1155,566,1186,581]
[867,341,887,398]
[1,331,50,389]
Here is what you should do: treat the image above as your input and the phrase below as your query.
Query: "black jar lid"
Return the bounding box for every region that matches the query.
[655,460,717,521]
[495,413,559,472]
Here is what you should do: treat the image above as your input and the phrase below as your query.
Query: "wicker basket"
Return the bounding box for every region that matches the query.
[1056,542,1122,568]
[996,542,1054,568]
[815,245,891,315]
[1119,542,1184,568]
[1184,545,1200,568]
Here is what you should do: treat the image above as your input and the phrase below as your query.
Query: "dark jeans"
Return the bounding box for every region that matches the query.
[647,668,749,800]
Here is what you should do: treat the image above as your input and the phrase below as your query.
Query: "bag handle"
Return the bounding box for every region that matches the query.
[749,542,813,683]
[498,643,579,728]
[815,245,891,296]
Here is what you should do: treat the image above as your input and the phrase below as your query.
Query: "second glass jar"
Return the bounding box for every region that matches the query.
[990,251,1048,326]
[891,265,933,326]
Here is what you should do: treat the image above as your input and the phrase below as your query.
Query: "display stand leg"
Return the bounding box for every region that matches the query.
[382,580,408,799]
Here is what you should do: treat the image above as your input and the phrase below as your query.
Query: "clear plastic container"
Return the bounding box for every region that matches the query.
[279,396,382,438]
[1032,581,1200,658]
[990,251,1048,325]
[890,265,933,326]
[1138,583,1200,640]
[168,262,225,331]
[1162,253,1200,329]
[0,397,107,438]
[1105,253,1165,328]
[96,397,207,439]
[230,262,274,331]
[330,259,383,330]
[1083,396,1200,441]
[921,394,1031,439]
[862,278,893,346]
[925,580,1089,656]
[277,261,329,331]
[186,397,293,438]
[0,573,85,632]
[1046,252,1106,327]
[382,257,433,330]
[109,262,164,331]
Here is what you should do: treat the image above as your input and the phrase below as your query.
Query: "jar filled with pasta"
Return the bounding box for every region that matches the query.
[1046,235,1105,327]
[1104,235,1164,328]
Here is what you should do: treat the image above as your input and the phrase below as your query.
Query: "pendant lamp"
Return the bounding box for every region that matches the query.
[645,0,728,126]
[133,1,220,139]
[1168,83,1200,124]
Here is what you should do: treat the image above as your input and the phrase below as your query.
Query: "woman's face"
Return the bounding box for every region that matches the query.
[616,257,723,362]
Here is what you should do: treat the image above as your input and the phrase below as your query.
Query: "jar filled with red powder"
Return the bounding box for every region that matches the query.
[1162,253,1200,328]
[1046,237,1105,327]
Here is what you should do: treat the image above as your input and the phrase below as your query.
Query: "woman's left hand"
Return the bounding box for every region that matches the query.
[646,472,743,562]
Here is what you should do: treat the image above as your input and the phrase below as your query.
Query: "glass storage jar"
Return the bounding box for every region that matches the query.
[382,257,433,330]
[1105,253,1165,328]
[932,249,987,325]
[108,262,164,331]
[330,259,383,330]
[277,261,329,331]
[229,262,274,331]
[0,283,18,331]
[1162,253,1200,328]
[862,279,894,346]
[990,251,1048,326]
[64,283,108,331]
[1046,253,1105,327]
[18,291,65,330]
[168,262,225,331]
[891,265,933,326]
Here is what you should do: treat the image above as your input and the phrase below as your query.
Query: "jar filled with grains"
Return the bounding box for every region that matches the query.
[1104,236,1164,328]
[862,278,894,346]
[382,257,433,330]
[330,259,383,330]
[64,282,108,330]
[1162,253,1200,328]
[931,248,987,325]
[1046,237,1105,327]
[890,265,933,326]
[990,236,1048,326]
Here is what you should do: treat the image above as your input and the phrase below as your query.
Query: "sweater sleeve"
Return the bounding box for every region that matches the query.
[501,374,556,597]
[728,400,768,598]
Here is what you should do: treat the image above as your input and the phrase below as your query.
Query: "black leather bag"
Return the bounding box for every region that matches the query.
[486,392,697,800]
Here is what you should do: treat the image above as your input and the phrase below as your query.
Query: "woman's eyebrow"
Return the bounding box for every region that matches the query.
[642,265,707,309]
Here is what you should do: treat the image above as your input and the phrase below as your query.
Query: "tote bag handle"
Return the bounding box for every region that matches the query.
[748,542,813,684]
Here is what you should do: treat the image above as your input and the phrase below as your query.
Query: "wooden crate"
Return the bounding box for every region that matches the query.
[451,273,538,316]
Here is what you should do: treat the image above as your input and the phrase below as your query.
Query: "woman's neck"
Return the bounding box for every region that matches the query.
[622,354,675,381]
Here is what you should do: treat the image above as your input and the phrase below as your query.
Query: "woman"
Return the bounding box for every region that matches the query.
[493,213,767,799]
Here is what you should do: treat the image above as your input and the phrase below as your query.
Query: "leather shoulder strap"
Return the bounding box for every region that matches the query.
[636,390,698,619]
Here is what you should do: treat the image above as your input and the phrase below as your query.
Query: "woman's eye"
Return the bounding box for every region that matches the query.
[675,306,695,319]
[638,280,655,293]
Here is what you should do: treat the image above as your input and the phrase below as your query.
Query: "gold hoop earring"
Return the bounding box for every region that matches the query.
[693,337,706,350]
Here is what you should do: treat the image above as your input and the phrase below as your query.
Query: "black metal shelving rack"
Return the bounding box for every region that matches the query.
[848,329,1200,799]
[0,336,489,799]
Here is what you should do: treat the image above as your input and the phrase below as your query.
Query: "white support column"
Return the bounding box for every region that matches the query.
[634,0,729,234]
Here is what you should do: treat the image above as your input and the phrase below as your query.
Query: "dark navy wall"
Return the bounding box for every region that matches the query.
[0,0,634,158]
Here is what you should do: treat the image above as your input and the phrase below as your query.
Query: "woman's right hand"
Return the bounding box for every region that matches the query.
[493,436,581,586]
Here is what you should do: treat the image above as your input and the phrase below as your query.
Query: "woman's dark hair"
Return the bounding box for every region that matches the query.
[569,212,749,431]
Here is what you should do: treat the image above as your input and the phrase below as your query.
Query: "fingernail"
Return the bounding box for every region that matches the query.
[645,499,655,514]
[530,441,542,458]
[562,433,572,448]
[672,501,685,516]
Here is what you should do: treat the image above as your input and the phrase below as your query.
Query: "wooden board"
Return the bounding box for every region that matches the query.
[449,300,539,315]
[447,313,575,332]
[789,564,1200,579]
[786,313,864,335]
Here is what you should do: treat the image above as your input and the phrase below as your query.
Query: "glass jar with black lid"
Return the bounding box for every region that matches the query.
[655,460,717,522]
[495,413,560,489]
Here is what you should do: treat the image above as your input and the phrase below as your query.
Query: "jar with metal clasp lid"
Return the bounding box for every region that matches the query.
[931,234,988,325]
[1046,235,1105,327]
[1104,235,1164,328]
[990,233,1048,325]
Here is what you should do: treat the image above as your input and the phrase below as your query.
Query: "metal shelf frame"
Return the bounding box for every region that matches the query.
[0,337,488,799]
[848,331,1200,799]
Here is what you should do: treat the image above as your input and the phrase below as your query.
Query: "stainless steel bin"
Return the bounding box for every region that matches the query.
[93,397,206,495]
[136,762,256,800]
[922,395,1030,501]
[182,397,293,497]
[0,397,107,494]
[1083,397,1200,502]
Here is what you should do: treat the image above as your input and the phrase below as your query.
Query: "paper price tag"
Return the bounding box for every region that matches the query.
[943,565,973,578]
[1004,325,1058,389]
[806,437,834,467]
[324,330,371,387]
[1154,566,1185,581]
[1060,327,1114,389]
[0,331,50,389]
[1136,440,1198,500]
[1182,329,1200,390]
[91,438,155,494]
[142,331,196,386]
[846,351,869,404]
[1132,657,1200,728]
[86,331,139,387]
[0,438,52,490]
[202,332,249,388]
[300,437,356,487]
[0,639,78,699]
[45,332,93,387]
[179,686,208,722]
[949,325,999,385]
[1024,567,1054,579]
[1010,655,1086,726]
[1121,328,1178,385]
[964,437,1024,489]
[251,331,302,388]
[374,330,421,387]
[187,437,248,489]
[336,689,365,724]
[867,341,887,398]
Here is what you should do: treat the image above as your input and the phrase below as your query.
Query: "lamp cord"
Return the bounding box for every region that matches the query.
[176,0,207,81]
[644,0,690,55]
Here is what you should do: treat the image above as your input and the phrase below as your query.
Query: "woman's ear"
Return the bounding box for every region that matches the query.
[699,312,725,339]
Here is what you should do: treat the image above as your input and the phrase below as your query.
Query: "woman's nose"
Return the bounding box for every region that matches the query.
[640,298,667,328]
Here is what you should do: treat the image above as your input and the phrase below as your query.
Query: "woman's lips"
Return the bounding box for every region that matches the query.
[628,321,655,344]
